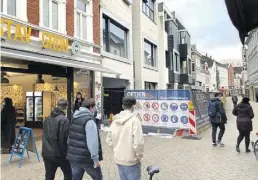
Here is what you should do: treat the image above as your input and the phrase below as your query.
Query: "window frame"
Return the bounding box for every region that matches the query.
[142,0,155,21]
[40,0,59,31]
[75,0,88,40]
[102,14,128,59]
[144,39,157,67]
[144,81,157,90]
[174,52,179,72]
[1,0,17,17]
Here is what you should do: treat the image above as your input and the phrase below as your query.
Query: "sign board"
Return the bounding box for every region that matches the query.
[72,41,81,55]
[125,90,191,128]
[9,127,40,168]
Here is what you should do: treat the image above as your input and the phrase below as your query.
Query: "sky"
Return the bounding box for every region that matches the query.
[164,0,242,63]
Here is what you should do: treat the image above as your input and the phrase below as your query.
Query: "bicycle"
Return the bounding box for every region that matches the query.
[147,165,160,180]
[251,132,258,161]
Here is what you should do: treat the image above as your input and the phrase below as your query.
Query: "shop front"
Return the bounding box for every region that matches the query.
[0,17,117,131]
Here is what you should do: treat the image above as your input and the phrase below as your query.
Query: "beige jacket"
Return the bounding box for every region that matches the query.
[106,110,144,166]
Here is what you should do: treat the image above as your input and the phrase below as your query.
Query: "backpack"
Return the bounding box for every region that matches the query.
[208,101,218,117]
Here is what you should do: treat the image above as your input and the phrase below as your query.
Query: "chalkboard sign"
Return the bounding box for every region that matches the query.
[9,127,40,168]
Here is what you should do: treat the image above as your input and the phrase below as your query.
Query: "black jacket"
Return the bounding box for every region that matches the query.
[42,108,70,158]
[209,98,227,124]
[233,102,254,131]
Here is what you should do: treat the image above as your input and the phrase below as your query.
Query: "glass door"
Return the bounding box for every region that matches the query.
[26,96,34,121]
[34,92,43,122]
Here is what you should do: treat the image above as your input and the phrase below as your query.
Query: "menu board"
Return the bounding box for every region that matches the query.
[13,129,29,155]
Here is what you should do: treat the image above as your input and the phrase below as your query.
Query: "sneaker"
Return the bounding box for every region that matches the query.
[217,141,225,147]
[246,149,251,153]
[236,145,240,152]
[212,142,217,146]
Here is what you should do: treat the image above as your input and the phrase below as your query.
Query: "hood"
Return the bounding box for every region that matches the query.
[73,107,92,119]
[113,110,134,125]
[236,103,251,112]
[51,108,65,117]
[211,97,220,102]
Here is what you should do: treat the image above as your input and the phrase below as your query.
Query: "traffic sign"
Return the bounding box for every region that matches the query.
[143,113,150,121]
[135,102,142,110]
[152,114,159,122]
[181,116,188,124]
[161,114,168,122]
[152,102,159,110]
[170,103,178,111]
[143,102,150,109]
[170,115,179,123]
[180,103,188,111]
[161,102,168,110]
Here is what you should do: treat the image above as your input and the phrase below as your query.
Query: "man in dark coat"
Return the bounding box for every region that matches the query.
[42,99,72,180]
[208,93,228,147]
[67,98,103,180]
[232,95,238,107]
[233,97,254,153]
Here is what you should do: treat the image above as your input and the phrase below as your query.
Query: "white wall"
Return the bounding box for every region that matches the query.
[100,0,134,89]
[218,66,229,89]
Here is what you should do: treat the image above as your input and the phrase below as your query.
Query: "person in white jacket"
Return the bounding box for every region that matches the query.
[106,96,144,180]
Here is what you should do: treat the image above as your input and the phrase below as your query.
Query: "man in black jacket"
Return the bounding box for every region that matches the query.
[42,99,71,180]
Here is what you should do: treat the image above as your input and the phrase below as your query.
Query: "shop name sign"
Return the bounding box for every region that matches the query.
[0,18,68,53]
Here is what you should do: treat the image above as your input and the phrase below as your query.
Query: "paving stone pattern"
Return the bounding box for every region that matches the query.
[1,98,258,180]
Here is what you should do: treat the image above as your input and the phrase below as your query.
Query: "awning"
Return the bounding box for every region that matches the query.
[1,47,119,75]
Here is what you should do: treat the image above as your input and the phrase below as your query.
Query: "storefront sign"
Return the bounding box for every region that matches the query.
[41,32,68,53]
[0,18,32,43]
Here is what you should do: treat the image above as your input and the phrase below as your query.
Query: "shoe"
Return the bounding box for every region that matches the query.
[236,145,240,152]
[212,143,217,146]
[217,141,225,147]
[246,149,251,153]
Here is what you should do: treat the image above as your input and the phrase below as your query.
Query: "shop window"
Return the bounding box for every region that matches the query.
[144,39,156,67]
[0,0,16,16]
[102,15,128,58]
[75,0,87,40]
[42,0,59,30]
[145,81,157,90]
[142,0,155,21]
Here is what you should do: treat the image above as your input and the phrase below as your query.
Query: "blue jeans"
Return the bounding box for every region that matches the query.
[117,163,141,180]
[71,164,103,180]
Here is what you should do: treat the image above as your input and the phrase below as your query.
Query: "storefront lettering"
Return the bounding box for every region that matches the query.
[41,32,68,53]
[0,18,31,43]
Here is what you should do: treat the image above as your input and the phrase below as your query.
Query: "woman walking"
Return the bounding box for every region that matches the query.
[233,97,254,153]
[1,97,16,154]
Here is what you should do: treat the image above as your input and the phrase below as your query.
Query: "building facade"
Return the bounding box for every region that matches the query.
[246,28,258,101]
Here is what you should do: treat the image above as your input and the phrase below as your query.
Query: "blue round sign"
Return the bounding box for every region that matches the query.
[181,116,188,124]
[170,115,179,123]
[180,103,188,111]
[170,103,178,111]
[161,103,168,110]
[161,115,168,122]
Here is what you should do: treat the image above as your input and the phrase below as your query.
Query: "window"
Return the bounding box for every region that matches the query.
[76,0,87,39]
[1,0,3,12]
[144,82,157,90]
[2,0,16,16]
[144,39,156,67]
[192,63,195,72]
[142,0,154,21]
[42,0,59,30]
[166,51,171,69]
[102,15,128,58]
[175,53,179,72]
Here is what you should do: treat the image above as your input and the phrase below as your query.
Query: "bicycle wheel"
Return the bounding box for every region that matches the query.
[253,139,258,161]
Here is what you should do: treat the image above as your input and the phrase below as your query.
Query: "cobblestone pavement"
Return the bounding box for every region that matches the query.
[1,98,258,180]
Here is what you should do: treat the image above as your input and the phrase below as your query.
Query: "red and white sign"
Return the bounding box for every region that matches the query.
[152,102,159,110]
[143,113,150,121]
[152,114,159,122]
[143,102,150,109]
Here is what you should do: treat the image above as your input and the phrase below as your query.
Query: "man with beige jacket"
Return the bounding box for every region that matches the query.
[106,96,144,180]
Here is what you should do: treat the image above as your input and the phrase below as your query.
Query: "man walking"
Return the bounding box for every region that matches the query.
[42,99,72,180]
[208,93,228,147]
[106,96,144,180]
[66,98,103,180]
[232,95,238,107]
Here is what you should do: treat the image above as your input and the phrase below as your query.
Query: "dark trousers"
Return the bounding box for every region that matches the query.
[237,130,251,150]
[44,157,72,180]
[71,164,103,180]
[211,122,225,143]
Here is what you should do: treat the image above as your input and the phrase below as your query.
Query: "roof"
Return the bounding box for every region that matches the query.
[216,62,228,68]
[234,67,243,74]
[200,56,214,67]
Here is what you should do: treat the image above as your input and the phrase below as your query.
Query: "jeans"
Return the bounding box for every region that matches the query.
[44,157,72,180]
[117,163,141,180]
[71,164,103,180]
[211,122,225,143]
[237,130,251,150]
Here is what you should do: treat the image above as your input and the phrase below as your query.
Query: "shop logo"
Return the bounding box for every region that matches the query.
[72,41,81,55]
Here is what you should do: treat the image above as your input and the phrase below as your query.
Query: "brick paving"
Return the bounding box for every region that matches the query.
[1,98,258,180]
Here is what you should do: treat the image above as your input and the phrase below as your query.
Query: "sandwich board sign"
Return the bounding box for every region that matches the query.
[9,127,40,168]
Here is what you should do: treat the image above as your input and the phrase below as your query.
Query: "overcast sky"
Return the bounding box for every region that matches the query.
[164,0,242,63]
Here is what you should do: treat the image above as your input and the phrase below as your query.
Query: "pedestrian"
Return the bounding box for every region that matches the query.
[256,92,258,103]
[1,97,16,154]
[233,97,254,153]
[208,93,228,147]
[232,95,238,107]
[73,92,84,113]
[106,96,144,180]
[67,98,103,180]
[42,99,72,180]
